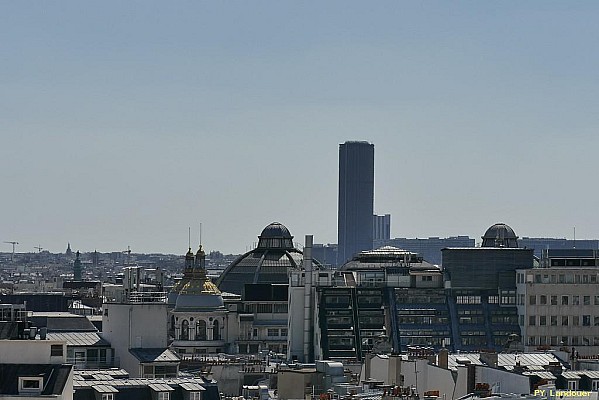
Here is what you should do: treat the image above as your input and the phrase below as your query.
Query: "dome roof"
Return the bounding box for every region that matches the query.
[260,222,292,238]
[482,223,519,248]
[175,292,224,310]
[216,222,320,295]
[257,222,294,249]
[174,280,224,311]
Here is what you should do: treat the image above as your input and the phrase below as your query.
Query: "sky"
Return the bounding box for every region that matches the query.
[1,1,599,255]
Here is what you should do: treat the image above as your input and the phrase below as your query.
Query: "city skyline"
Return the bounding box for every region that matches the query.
[2,2,599,254]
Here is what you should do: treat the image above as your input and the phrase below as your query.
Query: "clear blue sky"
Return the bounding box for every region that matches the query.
[2,1,598,254]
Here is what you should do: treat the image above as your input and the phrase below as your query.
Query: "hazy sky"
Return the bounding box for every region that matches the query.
[2,2,599,255]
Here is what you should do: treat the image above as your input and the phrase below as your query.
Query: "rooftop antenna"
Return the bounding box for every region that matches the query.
[188,227,191,249]
[573,226,576,249]
[199,222,202,247]
[123,246,131,266]
[4,241,18,262]
[34,245,43,253]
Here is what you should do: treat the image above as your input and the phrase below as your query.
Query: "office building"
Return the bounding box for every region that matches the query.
[519,237,599,258]
[338,141,374,265]
[372,214,391,241]
[516,248,599,356]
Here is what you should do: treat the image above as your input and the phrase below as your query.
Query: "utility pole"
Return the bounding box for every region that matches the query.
[4,241,19,262]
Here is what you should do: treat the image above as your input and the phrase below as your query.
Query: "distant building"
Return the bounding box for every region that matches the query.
[375,236,474,265]
[311,243,337,267]
[442,223,533,290]
[372,214,391,241]
[338,141,374,265]
[73,251,82,281]
[519,237,599,258]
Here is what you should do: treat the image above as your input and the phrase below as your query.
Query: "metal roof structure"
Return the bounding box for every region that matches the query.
[447,353,484,370]
[129,348,180,363]
[579,371,599,379]
[497,353,562,369]
[179,382,205,392]
[522,371,557,380]
[561,371,582,380]
[92,385,119,393]
[46,332,110,347]
[148,383,174,392]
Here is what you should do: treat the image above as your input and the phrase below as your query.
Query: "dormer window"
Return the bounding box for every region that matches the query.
[190,392,201,400]
[158,393,170,400]
[18,377,43,394]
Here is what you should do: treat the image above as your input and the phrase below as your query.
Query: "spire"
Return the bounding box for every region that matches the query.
[195,244,206,270]
[66,243,72,257]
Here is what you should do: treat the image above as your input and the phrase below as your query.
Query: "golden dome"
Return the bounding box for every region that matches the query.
[179,279,221,296]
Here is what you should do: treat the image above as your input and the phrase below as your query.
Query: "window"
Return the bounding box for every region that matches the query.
[539,316,546,326]
[584,296,591,305]
[594,317,599,326]
[257,304,273,313]
[528,336,536,345]
[551,316,558,326]
[595,296,599,305]
[280,328,288,337]
[529,295,536,305]
[51,345,63,357]
[21,379,41,389]
[573,296,580,305]
[540,295,547,305]
[196,320,207,341]
[157,392,170,400]
[273,304,288,313]
[102,394,114,400]
[529,316,536,326]
[559,274,565,283]
[212,320,220,340]
[583,315,591,326]
[181,320,189,340]
[267,328,279,337]
[551,296,558,305]
[573,316,579,326]
[562,316,569,326]
[190,392,201,400]
[562,296,568,305]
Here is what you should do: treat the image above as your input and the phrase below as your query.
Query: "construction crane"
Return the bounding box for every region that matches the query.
[4,241,19,262]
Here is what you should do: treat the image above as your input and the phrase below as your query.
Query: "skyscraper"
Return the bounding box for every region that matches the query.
[338,141,374,264]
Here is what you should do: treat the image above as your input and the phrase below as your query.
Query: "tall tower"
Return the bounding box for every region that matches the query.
[338,141,374,265]
[73,251,82,281]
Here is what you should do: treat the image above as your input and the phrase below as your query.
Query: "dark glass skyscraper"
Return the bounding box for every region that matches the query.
[338,141,374,264]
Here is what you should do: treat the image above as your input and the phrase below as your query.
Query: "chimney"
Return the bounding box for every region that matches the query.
[438,347,449,369]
